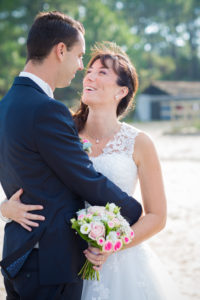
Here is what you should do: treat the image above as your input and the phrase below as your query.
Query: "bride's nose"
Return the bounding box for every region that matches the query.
[87,71,97,81]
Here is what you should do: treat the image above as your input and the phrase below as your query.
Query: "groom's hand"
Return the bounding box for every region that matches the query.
[84,246,112,271]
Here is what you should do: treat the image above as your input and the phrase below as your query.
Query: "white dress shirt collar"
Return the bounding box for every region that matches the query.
[19,71,54,99]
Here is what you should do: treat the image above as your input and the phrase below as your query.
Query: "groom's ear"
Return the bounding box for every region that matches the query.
[55,42,66,61]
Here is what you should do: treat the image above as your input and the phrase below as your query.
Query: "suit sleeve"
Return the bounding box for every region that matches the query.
[34,100,142,224]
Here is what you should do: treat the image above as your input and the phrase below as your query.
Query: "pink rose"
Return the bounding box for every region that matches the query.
[78,214,85,220]
[113,218,120,226]
[86,213,92,219]
[83,139,89,143]
[103,240,113,252]
[97,237,105,246]
[123,236,130,244]
[88,222,105,240]
[114,240,122,251]
[108,221,114,228]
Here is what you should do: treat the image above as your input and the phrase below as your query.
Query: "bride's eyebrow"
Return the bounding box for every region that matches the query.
[88,66,109,71]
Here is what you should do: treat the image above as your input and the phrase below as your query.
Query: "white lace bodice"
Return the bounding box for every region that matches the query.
[90,122,140,196]
[82,122,182,300]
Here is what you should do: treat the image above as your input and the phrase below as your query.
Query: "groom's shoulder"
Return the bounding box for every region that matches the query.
[35,96,73,124]
[34,99,76,132]
[12,77,70,114]
[38,96,71,116]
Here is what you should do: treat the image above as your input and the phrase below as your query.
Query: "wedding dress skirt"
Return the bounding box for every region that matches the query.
[82,243,181,300]
[81,122,182,300]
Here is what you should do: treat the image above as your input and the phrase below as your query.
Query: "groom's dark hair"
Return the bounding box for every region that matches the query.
[26,11,85,62]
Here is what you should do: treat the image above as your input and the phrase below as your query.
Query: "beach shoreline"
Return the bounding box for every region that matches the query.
[0,121,199,299]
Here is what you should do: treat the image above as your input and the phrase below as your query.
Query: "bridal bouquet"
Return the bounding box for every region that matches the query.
[71,203,134,281]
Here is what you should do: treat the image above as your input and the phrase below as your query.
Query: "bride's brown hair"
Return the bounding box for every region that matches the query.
[73,42,138,132]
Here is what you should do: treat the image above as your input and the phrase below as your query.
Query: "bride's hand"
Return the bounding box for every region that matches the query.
[0,188,45,231]
[84,246,112,271]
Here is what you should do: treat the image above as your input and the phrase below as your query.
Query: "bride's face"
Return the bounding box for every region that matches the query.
[82,58,121,109]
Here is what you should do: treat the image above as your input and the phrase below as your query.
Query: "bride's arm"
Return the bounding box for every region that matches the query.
[85,132,166,266]
[0,189,45,231]
[125,131,167,248]
[85,133,166,266]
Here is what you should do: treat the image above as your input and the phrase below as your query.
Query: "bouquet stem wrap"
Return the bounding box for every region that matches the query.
[78,259,100,281]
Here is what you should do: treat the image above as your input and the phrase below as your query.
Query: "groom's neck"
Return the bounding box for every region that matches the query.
[23,60,56,92]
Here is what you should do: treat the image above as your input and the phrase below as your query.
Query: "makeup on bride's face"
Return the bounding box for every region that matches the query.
[82,59,119,106]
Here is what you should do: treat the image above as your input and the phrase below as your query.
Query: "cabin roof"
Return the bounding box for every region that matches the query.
[143,81,200,98]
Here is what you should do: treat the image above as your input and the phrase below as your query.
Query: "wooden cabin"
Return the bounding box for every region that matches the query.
[136,81,200,122]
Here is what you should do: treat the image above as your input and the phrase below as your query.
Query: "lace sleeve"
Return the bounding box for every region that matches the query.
[103,122,140,157]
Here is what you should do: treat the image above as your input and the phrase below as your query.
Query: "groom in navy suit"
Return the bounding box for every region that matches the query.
[0,11,142,299]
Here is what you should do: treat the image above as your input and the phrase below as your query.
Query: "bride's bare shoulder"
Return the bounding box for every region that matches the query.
[123,123,153,145]
[133,129,157,164]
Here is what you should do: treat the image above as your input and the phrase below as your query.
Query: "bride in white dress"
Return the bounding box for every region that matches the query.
[74,42,181,299]
[2,42,181,299]
[81,122,179,300]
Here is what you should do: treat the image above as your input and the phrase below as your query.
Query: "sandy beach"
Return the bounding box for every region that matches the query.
[0,121,199,299]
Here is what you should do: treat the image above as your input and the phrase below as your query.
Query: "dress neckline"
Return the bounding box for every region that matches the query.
[88,122,125,159]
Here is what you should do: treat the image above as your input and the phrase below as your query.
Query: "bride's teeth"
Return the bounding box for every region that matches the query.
[86,87,95,91]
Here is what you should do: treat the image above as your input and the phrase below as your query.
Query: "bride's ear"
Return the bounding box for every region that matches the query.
[115,87,129,101]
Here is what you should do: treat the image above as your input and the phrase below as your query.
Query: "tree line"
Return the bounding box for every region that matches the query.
[0,0,199,103]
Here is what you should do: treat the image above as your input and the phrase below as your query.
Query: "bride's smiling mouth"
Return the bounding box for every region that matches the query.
[84,86,97,92]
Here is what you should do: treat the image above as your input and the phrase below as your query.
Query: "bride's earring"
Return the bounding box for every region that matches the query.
[115,95,119,100]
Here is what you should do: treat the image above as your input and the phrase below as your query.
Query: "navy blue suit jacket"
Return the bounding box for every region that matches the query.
[0,77,142,285]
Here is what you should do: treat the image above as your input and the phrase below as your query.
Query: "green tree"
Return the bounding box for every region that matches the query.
[105,0,200,80]
[1,0,199,102]
[0,0,80,98]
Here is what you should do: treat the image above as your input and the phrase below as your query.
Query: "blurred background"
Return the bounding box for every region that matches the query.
[0,0,200,121]
[0,0,200,299]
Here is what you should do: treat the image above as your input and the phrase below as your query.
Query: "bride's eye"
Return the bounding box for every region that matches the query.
[99,70,107,75]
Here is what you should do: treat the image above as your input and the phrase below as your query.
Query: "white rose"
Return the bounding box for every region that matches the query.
[80,223,91,234]
[107,231,117,242]
[109,203,116,212]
